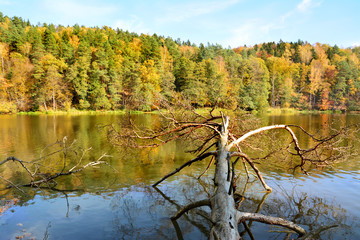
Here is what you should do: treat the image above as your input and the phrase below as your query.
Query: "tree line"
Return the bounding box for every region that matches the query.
[0,13,359,113]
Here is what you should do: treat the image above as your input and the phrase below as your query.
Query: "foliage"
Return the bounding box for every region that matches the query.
[0,12,360,113]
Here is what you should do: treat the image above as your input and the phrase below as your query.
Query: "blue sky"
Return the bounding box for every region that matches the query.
[0,0,359,48]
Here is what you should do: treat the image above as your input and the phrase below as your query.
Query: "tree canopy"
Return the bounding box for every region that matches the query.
[1,13,360,113]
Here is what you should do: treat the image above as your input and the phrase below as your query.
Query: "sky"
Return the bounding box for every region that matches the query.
[0,0,359,48]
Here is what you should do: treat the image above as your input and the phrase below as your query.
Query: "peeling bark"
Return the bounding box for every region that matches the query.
[208,116,240,239]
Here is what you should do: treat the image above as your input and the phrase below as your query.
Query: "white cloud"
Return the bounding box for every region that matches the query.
[223,19,265,47]
[0,0,11,5]
[158,0,241,23]
[281,0,321,23]
[224,0,324,47]
[113,16,150,34]
[274,0,322,40]
[225,23,253,47]
[280,10,294,23]
[223,15,288,47]
[351,42,360,47]
[42,0,117,21]
[297,0,321,12]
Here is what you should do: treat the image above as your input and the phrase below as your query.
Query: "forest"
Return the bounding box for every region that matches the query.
[1,12,360,113]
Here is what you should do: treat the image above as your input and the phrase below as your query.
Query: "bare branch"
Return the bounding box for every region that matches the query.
[209,99,219,118]
[1,156,29,166]
[198,155,215,179]
[17,159,109,188]
[0,175,26,195]
[152,151,217,187]
[2,141,113,192]
[1,156,35,177]
[287,124,344,142]
[297,225,338,240]
[228,125,292,150]
[237,211,307,236]
[106,105,351,239]
[108,116,222,149]
[68,147,92,172]
[231,152,272,192]
[242,221,255,240]
[188,135,217,155]
[171,199,211,221]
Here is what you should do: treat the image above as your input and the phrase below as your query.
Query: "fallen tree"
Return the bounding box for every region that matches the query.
[107,100,353,239]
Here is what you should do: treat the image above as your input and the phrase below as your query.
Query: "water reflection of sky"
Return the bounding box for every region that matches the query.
[1,114,360,239]
[1,173,359,239]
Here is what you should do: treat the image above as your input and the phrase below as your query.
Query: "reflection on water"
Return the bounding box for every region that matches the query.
[0,113,359,239]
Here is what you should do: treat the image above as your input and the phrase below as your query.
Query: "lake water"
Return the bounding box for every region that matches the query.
[0,113,359,239]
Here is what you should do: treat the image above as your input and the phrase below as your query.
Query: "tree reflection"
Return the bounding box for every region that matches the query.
[1,114,359,239]
[235,179,359,239]
[107,175,358,239]
[108,179,213,240]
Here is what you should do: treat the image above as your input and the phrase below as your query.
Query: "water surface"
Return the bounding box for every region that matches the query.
[0,113,359,239]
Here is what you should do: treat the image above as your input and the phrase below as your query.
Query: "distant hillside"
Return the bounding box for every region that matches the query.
[0,12,359,113]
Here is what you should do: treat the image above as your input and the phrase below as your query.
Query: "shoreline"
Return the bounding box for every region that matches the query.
[1,107,359,116]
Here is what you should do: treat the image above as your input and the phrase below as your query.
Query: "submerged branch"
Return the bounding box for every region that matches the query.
[0,175,27,195]
[1,139,113,192]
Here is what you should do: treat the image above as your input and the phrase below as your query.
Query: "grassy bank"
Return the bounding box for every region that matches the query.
[264,107,345,115]
[16,109,129,115]
[4,107,356,116]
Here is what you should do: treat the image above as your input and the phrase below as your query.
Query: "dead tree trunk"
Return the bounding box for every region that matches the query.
[108,104,349,239]
[208,117,309,239]
[209,116,240,239]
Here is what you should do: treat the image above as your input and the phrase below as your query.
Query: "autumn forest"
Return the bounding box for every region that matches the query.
[1,13,360,113]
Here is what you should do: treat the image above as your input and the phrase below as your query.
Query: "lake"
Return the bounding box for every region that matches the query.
[0,113,359,239]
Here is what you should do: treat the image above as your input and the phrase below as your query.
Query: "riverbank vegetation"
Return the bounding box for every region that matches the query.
[1,13,360,114]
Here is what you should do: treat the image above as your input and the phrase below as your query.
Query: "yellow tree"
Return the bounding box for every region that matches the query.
[314,43,329,64]
[159,41,175,99]
[19,42,32,57]
[283,43,292,61]
[8,52,33,111]
[266,56,293,107]
[33,54,69,111]
[0,42,9,74]
[292,63,311,109]
[319,65,338,110]
[0,42,12,112]
[136,59,161,110]
[299,44,313,65]
[306,43,330,109]
[309,58,329,108]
